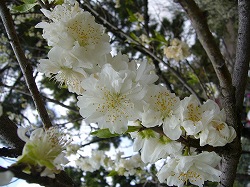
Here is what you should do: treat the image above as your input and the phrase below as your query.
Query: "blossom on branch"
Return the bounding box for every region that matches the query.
[36,2,111,59]
[131,129,182,163]
[195,101,236,146]
[77,64,146,134]
[16,127,70,178]
[36,2,111,94]
[141,85,180,128]
[157,151,221,187]
[113,154,145,176]
[163,38,190,61]
[38,47,87,94]
[76,150,108,172]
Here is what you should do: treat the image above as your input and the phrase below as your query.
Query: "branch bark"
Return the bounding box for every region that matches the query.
[174,0,242,186]
[233,0,250,112]
[0,0,52,129]
[0,115,25,150]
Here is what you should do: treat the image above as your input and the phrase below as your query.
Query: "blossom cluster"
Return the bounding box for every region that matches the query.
[36,2,237,186]
[76,150,146,178]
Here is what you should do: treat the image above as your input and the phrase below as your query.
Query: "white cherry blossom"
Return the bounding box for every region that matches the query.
[197,108,236,146]
[142,85,180,129]
[114,154,145,176]
[16,127,70,178]
[36,2,111,67]
[157,151,221,187]
[163,38,190,61]
[38,47,88,94]
[131,129,182,163]
[167,95,218,138]
[76,150,107,172]
[77,64,146,134]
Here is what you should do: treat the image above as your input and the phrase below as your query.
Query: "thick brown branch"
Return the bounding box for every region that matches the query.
[233,0,250,112]
[174,0,234,102]
[0,0,52,129]
[174,1,242,186]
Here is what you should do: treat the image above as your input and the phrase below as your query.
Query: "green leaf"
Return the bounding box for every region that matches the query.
[130,32,139,41]
[108,170,118,176]
[22,0,37,4]
[126,9,137,22]
[91,126,141,138]
[127,125,141,133]
[153,31,167,43]
[91,129,119,138]
[12,3,38,13]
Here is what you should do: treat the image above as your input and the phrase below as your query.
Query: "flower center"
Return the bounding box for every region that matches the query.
[54,67,84,92]
[95,88,133,123]
[151,91,177,117]
[67,17,100,47]
[187,103,201,122]
[177,170,202,184]
[213,122,225,131]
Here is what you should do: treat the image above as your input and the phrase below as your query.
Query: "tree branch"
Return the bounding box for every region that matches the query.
[233,0,250,112]
[0,166,76,187]
[0,115,25,150]
[0,0,52,129]
[173,1,242,186]
[0,147,21,157]
[174,0,234,100]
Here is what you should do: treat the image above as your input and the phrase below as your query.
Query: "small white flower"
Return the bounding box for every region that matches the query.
[77,64,146,134]
[114,154,145,176]
[107,53,158,86]
[16,127,70,178]
[76,150,107,172]
[163,38,190,61]
[142,85,180,128]
[197,108,236,146]
[0,171,14,186]
[38,47,87,94]
[170,95,217,138]
[179,95,205,136]
[131,129,182,163]
[132,60,158,85]
[157,151,222,187]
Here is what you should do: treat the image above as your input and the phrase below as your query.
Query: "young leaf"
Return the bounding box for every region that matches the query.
[108,170,118,176]
[91,126,141,138]
[12,3,38,13]
[91,129,119,138]
[126,8,138,22]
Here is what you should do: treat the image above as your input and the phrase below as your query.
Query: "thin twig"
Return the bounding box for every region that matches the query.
[0,83,79,113]
[186,60,208,99]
